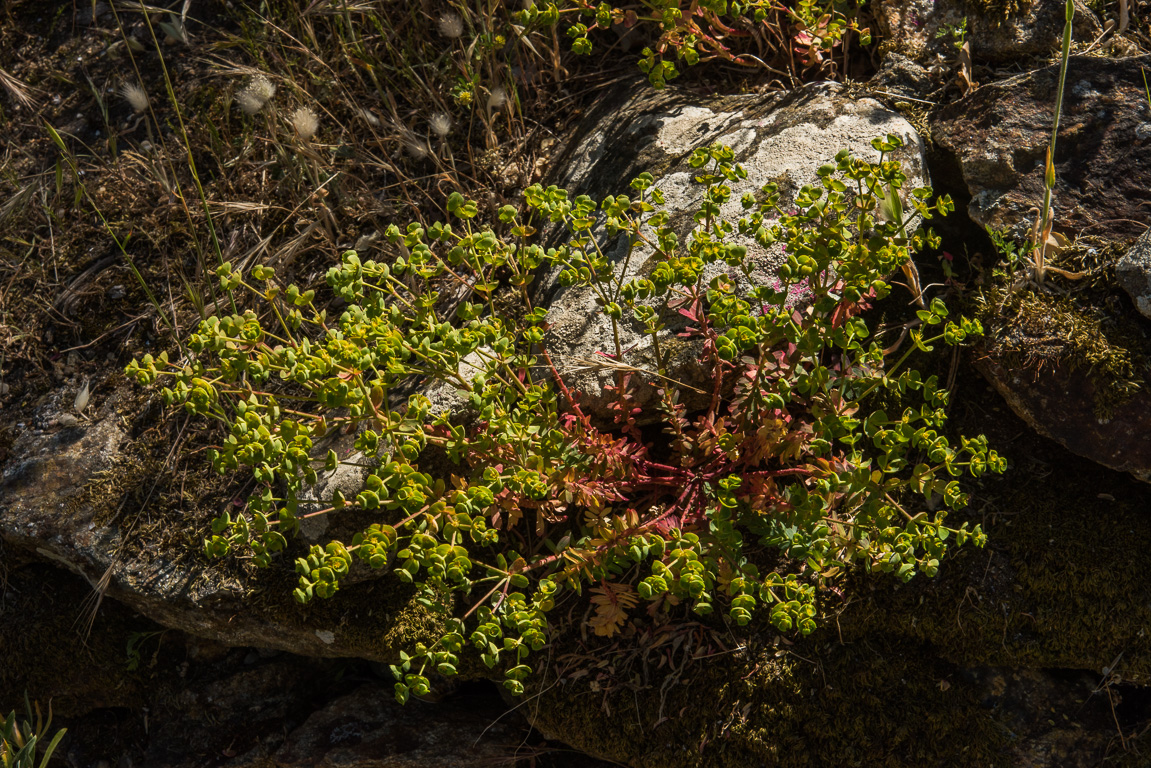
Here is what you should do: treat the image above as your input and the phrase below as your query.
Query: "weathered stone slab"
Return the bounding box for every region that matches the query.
[0,382,433,663]
[226,684,525,768]
[1117,226,1151,319]
[931,55,1151,245]
[978,357,1151,481]
[535,81,930,419]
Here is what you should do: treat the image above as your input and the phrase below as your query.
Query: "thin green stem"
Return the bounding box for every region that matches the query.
[1034,0,1075,281]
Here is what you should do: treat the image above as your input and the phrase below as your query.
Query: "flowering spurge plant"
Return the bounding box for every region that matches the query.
[127,136,1003,703]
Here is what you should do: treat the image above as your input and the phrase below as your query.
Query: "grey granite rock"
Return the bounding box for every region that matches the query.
[531,81,930,420]
[1117,227,1151,320]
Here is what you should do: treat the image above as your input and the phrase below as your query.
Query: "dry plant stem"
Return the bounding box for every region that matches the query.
[0,66,36,108]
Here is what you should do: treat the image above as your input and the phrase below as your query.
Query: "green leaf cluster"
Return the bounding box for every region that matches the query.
[128,135,1003,702]
[1,698,66,768]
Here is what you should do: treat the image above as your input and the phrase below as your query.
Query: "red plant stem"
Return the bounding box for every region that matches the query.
[461,580,505,620]
[690,287,729,418]
[539,344,586,421]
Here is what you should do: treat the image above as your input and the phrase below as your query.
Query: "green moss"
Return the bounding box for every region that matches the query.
[967,0,1030,23]
[652,333,699,368]
[530,630,1007,767]
[975,242,1147,419]
[844,445,1151,682]
[65,437,165,526]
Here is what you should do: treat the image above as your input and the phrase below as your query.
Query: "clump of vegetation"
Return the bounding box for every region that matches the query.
[1,697,66,768]
[520,0,871,87]
[978,233,1146,418]
[128,136,1002,701]
[1,0,882,419]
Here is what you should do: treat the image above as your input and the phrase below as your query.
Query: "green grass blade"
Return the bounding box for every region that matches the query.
[36,728,66,768]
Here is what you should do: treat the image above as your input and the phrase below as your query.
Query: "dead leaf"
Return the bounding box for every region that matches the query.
[588,582,639,637]
[958,41,975,94]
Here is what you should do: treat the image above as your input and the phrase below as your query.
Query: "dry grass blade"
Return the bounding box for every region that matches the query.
[75,562,114,643]
[204,200,277,215]
[117,149,174,196]
[0,66,37,109]
[0,175,44,226]
[268,219,325,269]
[1025,0,1085,288]
[54,256,116,316]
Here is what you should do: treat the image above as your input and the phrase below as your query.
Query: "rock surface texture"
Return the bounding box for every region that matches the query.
[0,382,434,664]
[870,51,936,101]
[931,54,1151,481]
[875,0,1101,64]
[535,81,929,419]
[226,684,523,768]
[978,357,1151,481]
[1117,226,1151,319]
[931,55,1151,244]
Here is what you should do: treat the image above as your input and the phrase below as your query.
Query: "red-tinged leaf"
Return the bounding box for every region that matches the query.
[588,582,639,637]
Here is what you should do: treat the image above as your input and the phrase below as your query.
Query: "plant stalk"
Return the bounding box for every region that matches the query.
[1033,0,1075,283]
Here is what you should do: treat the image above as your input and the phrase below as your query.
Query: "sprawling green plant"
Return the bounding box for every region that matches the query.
[128,136,1002,702]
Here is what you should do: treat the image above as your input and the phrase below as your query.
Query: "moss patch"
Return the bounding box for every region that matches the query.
[975,240,1148,418]
[966,0,1030,23]
[531,629,1007,767]
[63,401,167,527]
[843,453,1151,682]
